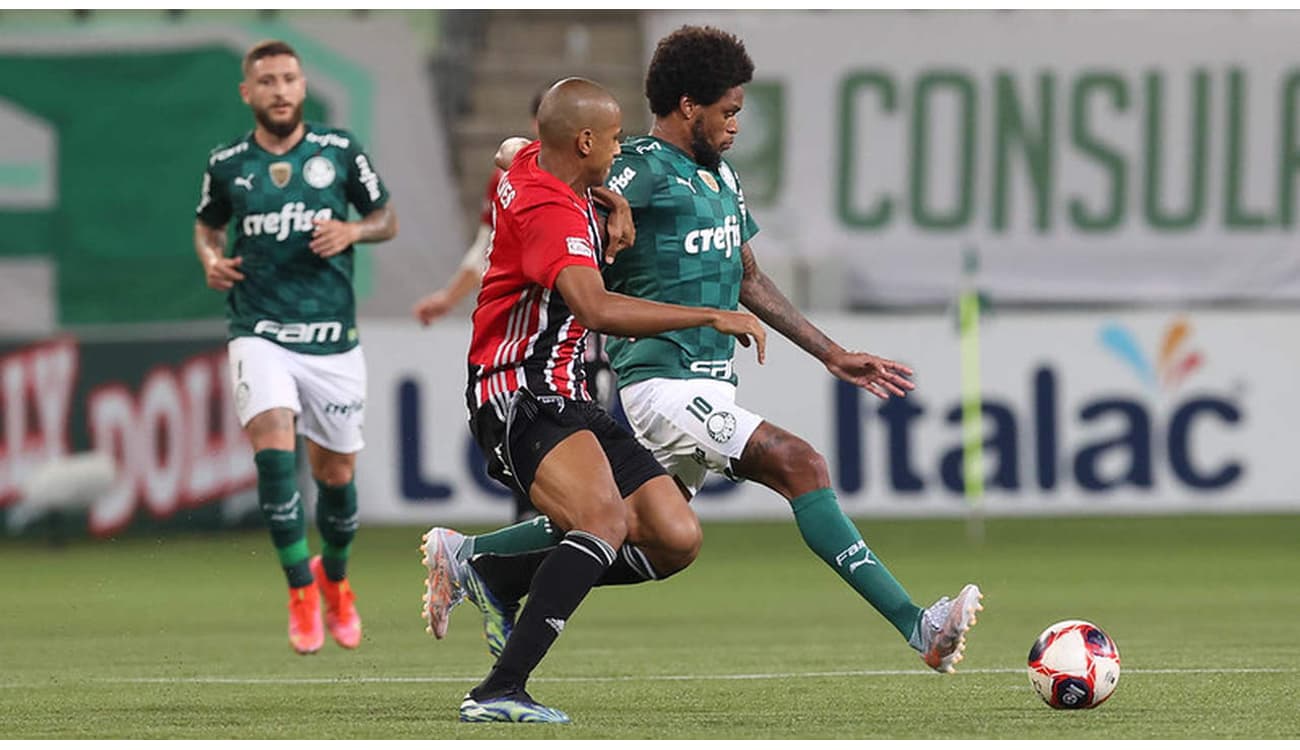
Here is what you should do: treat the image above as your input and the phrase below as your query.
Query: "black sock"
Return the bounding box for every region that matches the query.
[472,543,660,603]
[472,530,615,698]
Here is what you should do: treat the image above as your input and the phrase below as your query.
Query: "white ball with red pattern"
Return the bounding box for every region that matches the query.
[1027,619,1121,709]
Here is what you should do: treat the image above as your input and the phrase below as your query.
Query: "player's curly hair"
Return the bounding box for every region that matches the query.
[645,26,754,117]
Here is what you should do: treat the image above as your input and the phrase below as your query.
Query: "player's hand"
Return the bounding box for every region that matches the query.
[589,187,635,262]
[710,310,767,365]
[825,349,915,400]
[204,255,244,291]
[494,137,531,170]
[413,290,455,326]
[310,218,361,258]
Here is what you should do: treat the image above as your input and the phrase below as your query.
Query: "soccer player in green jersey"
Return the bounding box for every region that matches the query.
[465,27,983,674]
[194,40,398,655]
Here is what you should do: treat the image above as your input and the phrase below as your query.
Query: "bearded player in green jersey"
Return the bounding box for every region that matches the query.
[194,40,398,655]
[461,27,982,674]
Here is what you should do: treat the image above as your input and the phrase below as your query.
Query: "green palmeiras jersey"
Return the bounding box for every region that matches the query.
[195,123,390,355]
[602,135,759,387]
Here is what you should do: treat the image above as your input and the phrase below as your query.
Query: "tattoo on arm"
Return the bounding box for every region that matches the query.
[738,243,839,361]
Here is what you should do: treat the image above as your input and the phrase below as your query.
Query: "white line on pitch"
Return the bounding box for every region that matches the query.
[73,666,1298,686]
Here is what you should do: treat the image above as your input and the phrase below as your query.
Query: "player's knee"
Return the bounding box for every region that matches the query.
[652,512,702,577]
[313,463,354,487]
[574,492,627,548]
[772,439,830,491]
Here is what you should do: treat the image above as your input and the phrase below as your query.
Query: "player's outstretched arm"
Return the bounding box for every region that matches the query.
[310,205,398,258]
[194,219,243,291]
[413,225,491,326]
[737,242,911,398]
[556,265,765,363]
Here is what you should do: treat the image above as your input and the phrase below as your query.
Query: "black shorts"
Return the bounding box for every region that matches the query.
[470,389,666,499]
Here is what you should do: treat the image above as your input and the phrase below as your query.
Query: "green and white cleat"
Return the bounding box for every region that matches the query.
[459,689,571,724]
[462,560,519,658]
[916,583,984,673]
[420,527,467,639]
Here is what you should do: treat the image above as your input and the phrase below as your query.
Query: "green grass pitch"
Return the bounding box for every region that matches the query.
[2,514,1297,739]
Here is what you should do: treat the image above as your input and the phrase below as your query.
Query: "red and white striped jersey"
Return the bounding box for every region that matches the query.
[467,140,602,419]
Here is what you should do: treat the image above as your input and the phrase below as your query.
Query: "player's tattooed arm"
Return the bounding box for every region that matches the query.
[738,242,915,400]
[310,205,398,258]
[194,220,243,291]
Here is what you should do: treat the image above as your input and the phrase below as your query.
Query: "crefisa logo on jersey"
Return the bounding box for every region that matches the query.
[303,156,335,189]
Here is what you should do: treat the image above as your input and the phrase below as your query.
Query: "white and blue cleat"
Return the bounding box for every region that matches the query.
[459,690,571,724]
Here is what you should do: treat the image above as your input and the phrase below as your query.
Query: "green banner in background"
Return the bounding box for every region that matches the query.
[0,47,328,326]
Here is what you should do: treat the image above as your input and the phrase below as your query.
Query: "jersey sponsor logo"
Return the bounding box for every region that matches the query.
[269,161,293,188]
[689,359,734,379]
[705,411,737,443]
[324,398,364,417]
[234,173,255,191]
[634,140,661,154]
[607,165,636,194]
[354,154,382,202]
[683,214,742,258]
[208,141,248,165]
[305,131,350,150]
[241,202,334,241]
[697,169,720,193]
[496,174,516,209]
[566,236,595,259]
[303,156,335,189]
[253,319,344,344]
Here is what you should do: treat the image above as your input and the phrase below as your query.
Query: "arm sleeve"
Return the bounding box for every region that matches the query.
[604,151,654,210]
[195,162,232,228]
[517,199,599,290]
[344,139,391,214]
[732,166,761,243]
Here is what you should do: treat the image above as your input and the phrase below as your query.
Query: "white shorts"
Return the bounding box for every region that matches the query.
[619,377,764,496]
[227,336,367,454]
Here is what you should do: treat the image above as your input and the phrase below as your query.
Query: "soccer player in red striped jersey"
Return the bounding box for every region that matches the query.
[421,77,766,724]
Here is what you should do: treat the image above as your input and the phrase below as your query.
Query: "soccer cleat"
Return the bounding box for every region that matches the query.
[310,556,362,649]
[420,527,467,639]
[459,689,571,724]
[287,582,325,655]
[916,583,984,673]
[461,559,519,658]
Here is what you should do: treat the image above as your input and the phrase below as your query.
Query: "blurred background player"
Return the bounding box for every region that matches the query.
[194,40,399,654]
[466,25,983,674]
[420,77,766,723]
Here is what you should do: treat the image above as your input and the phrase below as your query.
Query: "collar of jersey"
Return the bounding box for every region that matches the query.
[245,122,318,158]
[637,135,712,173]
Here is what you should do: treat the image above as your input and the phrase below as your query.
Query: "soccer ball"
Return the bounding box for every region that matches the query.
[1027,619,1121,709]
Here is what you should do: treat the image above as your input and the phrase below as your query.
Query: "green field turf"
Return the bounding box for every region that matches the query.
[2,514,1298,739]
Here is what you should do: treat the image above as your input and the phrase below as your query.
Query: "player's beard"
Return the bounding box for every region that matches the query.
[689,117,723,171]
[254,100,303,139]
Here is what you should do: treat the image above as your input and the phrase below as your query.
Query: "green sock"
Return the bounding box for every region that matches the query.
[791,488,923,640]
[464,515,565,560]
[254,449,312,588]
[316,479,358,582]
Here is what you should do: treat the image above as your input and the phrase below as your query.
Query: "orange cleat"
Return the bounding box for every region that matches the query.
[288,582,325,655]
[310,555,362,649]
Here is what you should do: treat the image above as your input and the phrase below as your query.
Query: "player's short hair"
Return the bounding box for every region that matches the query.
[645,26,754,117]
[242,40,300,77]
